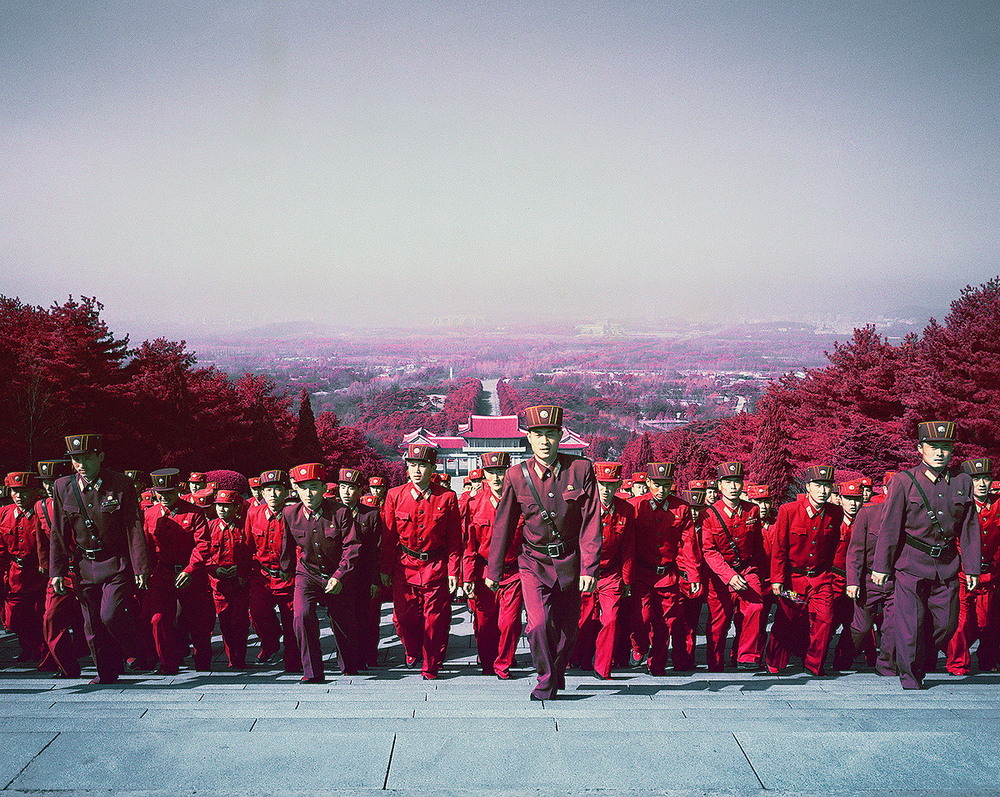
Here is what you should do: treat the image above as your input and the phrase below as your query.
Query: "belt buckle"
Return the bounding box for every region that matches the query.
[546,543,563,558]
[81,548,101,561]
[416,550,429,562]
[656,565,667,576]
[929,544,944,558]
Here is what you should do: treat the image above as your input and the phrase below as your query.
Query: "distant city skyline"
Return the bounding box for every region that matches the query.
[3,1,997,335]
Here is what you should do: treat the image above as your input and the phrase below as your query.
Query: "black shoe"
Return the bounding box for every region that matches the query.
[736,662,760,672]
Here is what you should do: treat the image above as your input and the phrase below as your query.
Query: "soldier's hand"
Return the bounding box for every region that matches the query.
[688,581,702,597]
[370,584,380,599]
[484,578,499,591]
[174,571,191,589]
[771,582,783,596]
[463,581,475,599]
[380,573,391,587]
[325,576,342,595]
[579,575,596,593]
[870,571,888,587]
[50,576,66,596]
[624,585,631,598]
[448,575,459,594]
[135,574,149,590]
[728,574,749,591]
[967,574,980,591]
[846,585,860,600]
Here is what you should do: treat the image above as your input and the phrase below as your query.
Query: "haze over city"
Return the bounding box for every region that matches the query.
[3,0,997,336]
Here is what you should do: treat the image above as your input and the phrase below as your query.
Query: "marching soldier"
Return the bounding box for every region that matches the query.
[281,462,361,683]
[185,472,208,499]
[338,467,385,671]
[701,462,767,671]
[768,465,843,676]
[672,487,707,671]
[0,472,46,663]
[573,461,634,679]
[464,451,524,679]
[830,480,864,670]
[873,422,981,689]
[50,434,150,684]
[381,444,462,680]
[244,469,300,670]
[629,462,701,676]
[144,468,214,673]
[944,457,1000,674]
[630,474,649,498]
[859,477,874,504]
[248,477,264,510]
[368,477,388,506]
[486,406,601,700]
[205,489,252,669]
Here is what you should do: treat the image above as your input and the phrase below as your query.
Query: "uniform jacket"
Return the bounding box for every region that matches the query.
[596,495,635,584]
[281,503,360,583]
[244,504,292,580]
[845,501,892,589]
[348,502,385,590]
[770,498,843,585]
[628,492,700,588]
[0,504,45,590]
[487,454,602,589]
[205,517,253,577]
[963,494,1000,582]
[381,482,462,587]
[463,488,522,584]
[701,498,765,584]
[143,499,210,576]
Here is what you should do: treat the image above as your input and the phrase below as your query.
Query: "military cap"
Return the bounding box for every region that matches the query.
[646,462,676,481]
[187,472,207,485]
[716,462,745,480]
[802,465,835,484]
[368,476,386,487]
[360,494,380,507]
[468,468,485,481]
[190,488,214,508]
[5,472,37,489]
[206,481,219,491]
[324,483,338,498]
[338,467,363,486]
[37,460,71,481]
[680,489,706,507]
[963,458,992,477]
[992,481,1000,493]
[631,472,647,482]
[480,451,510,469]
[258,469,287,487]
[839,480,864,498]
[523,405,563,430]
[150,468,182,491]
[291,463,327,484]
[622,479,634,490]
[594,462,623,483]
[404,444,438,465]
[248,476,261,489]
[214,489,239,504]
[917,421,957,443]
[689,479,708,490]
[747,484,771,500]
[65,434,102,456]
[858,476,873,488]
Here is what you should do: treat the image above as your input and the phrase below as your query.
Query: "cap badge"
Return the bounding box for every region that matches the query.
[729,464,736,472]
[938,425,945,432]
[539,410,549,419]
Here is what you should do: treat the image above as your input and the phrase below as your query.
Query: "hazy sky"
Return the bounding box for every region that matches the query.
[2,1,998,333]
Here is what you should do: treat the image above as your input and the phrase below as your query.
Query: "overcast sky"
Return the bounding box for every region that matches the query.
[2,0,997,333]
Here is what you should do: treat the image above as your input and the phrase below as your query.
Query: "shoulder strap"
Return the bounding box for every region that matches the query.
[520,462,562,541]
[904,471,951,541]
[40,498,54,532]
[69,478,97,532]
[708,504,744,570]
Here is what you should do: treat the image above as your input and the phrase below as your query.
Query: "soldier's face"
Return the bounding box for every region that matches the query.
[371,485,386,498]
[972,474,992,500]
[806,481,832,505]
[526,428,561,462]
[483,468,505,493]
[250,487,262,500]
[757,499,773,515]
[841,495,862,518]
[216,503,235,521]
[295,479,325,511]
[10,487,35,510]
[407,461,433,487]
[631,482,648,496]
[648,479,672,501]
[40,480,55,499]
[860,485,873,502]
[597,481,619,504]
[339,483,360,505]
[718,477,743,503]
[261,484,288,512]
[704,487,719,504]
[70,451,104,480]
[918,441,954,469]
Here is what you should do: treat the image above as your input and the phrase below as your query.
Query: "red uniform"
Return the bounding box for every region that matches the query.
[946,494,1000,673]
[35,497,85,676]
[143,500,214,673]
[381,482,462,678]
[701,499,767,670]
[574,495,633,678]
[0,504,46,661]
[205,516,253,668]
[767,498,843,675]
[243,505,300,671]
[628,493,700,675]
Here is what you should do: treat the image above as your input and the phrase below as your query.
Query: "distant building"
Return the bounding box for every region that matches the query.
[575,321,625,336]
[401,414,589,476]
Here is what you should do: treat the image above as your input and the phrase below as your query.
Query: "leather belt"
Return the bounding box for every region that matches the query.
[524,540,572,559]
[399,544,444,562]
[215,565,239,579]
[639,560,674,577]
[904,533,954,559]
[303,562,333,581]
[260,565,287,579]
[79,547,104,561]
[792,566,827,577]
[11,555,27,569]
[831,566,847,577]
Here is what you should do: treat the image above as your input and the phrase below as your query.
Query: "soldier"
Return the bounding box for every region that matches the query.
[944,458,1000,674]
[368,477,388,506]
[830,480,865,670]
[768,465,843,676]
[144,468,214,673]
[281,462,361,683]
[703,481,720,507]
[0,472,46,663]
[205,489,252,669]
[873,422,981,689]
[35,460,85,678]
[244,469,300,671]
[672,488,707,671]
[50,434,150,684]
[701,462,767,671]
[618,479,634,500]
[630,474,649,498]
[463,451,524,679]
[859,477,874,504]
[573,462,634,679]
[628,462,701,676]
[185,472,208,498]
[338,466,385,671]
[380,444,461,680]
[248,477,264,509]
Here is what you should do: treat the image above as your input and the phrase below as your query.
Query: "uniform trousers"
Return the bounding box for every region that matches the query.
[41,581,85,677]
[3,566,45,661]
[705,569,766,670]
[573,573,623,678]
[248,573,301,670]
[345,576,379,671]
[850,582,896,675]
[146,566,215,673]
[293,571,354,681]
[470,572,523,677]
[766,572,835,675]
[78,570,141,681]
[209,575,250,669]
[637,578,681,676]
[672,581,704,671]
[520,567,580,698]
[829,576,861,670]
[891,570,959,688]
[392,576,452,678]
[945,579,998,674]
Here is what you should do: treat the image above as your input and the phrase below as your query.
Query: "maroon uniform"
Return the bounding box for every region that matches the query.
[0,504,46,661]
[846,497,895,675]
[205,515,253,668]
[346,501,385,670]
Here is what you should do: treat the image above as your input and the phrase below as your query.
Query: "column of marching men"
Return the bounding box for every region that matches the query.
[0,411,997,694]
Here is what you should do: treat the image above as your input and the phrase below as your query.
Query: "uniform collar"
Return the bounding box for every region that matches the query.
[410,484,432,501]
[721,499,740,518]
[14,507,34,520]
[78,475,103,492]
[305,504,325,521]
[805,502,821,519]
[532,456,561,480]
[923,467,950,484]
